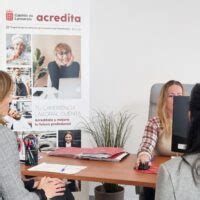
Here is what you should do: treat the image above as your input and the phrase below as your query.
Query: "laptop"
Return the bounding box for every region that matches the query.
[171,96,190,153]
[58,78,81,99]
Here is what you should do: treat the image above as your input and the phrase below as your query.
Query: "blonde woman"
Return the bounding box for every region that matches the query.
[0,71,75,200]
[136,80,184,200]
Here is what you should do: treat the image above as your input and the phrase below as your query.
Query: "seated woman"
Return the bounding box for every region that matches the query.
[0,70,74,200]
[155,83,200,200]
[135,80,184,200]
[48,43,80,89]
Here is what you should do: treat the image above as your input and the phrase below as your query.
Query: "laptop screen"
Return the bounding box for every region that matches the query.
[171,96,190,153]
[58,78,81,99]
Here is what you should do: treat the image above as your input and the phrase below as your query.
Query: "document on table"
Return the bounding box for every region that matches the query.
[28,162,87,174]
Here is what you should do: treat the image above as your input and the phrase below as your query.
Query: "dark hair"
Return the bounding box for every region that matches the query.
[186,83,200,153]
[64,131,73,141]
[183,83,200,185]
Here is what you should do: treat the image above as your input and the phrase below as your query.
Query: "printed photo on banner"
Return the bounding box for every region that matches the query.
[58,129,81,147]
[7,67,32,99]
[6,34,31,66]
[32,35,81,99]
[15,131,26,161]
[6,100,32,131]
[15,131,58,160]
[58,129,81,192]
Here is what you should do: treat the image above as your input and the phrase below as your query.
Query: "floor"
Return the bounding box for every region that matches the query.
[88,185,139,200]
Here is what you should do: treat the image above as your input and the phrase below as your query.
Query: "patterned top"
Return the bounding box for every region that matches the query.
[137,116,175,159]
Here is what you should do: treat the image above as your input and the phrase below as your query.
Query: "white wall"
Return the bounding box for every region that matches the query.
[1,0,200,199]
[90,1,200,198]
[90,0,200,154]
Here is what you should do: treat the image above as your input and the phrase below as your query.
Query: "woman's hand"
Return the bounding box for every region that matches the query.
[37,177,66,199]
[7,52,21,62]
[55,56,64,67]
[65,54,74,66]
[55,53,74,67]
[135,154,151,169]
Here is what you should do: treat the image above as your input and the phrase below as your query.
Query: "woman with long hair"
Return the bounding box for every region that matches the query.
[136,80,184,200]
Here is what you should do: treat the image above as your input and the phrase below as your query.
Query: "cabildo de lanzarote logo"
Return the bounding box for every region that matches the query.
[6,10,33,21]
[6,10,81,23]
[6,10,14,21]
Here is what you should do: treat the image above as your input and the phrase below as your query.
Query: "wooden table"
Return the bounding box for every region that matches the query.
[21,153,170,188]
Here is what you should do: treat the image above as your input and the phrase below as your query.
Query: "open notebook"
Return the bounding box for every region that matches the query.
[28,162,86,174]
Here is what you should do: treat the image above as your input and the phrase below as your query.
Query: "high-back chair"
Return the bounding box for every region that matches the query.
[136,82,194,200]
[148,83,194,119]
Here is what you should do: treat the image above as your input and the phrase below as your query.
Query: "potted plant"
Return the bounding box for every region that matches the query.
[33,48,47,87]
[81,110,135,200]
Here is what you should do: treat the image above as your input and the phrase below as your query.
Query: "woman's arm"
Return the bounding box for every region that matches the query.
[0,126,40,200]
[71,61,80,77]
[137,117,161,160]
[48,61,60,89]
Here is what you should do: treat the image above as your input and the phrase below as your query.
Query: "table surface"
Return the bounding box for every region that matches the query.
[21,153,170,188]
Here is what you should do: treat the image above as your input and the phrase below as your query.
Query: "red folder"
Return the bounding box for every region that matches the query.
[48,147,128,161]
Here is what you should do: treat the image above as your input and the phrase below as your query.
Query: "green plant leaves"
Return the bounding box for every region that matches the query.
[80,110,135,148]
[80,110,136,192]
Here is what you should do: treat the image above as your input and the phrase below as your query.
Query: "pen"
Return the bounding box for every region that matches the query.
[28,148,35,165]
[60,166,67,172]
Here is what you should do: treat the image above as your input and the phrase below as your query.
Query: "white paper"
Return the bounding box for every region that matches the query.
[28,162,86,174]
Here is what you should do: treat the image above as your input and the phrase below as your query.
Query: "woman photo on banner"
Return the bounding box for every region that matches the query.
[6,34,31,65]
[48,43,80,90]
[58,130,81,192]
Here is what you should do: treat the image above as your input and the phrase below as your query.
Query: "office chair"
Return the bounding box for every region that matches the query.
[136,82,194,200]
[148,83,194,119]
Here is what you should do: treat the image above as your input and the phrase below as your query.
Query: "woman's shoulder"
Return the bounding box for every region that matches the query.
[147,116,161,126]
[0,125,15,142]
[160,155,194,175]
[149,116,160,121]
[71,61,80,68]
[0,124,11,133]
[159,155,200,199]
[48,61,57,68]
[162,156,183,169]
